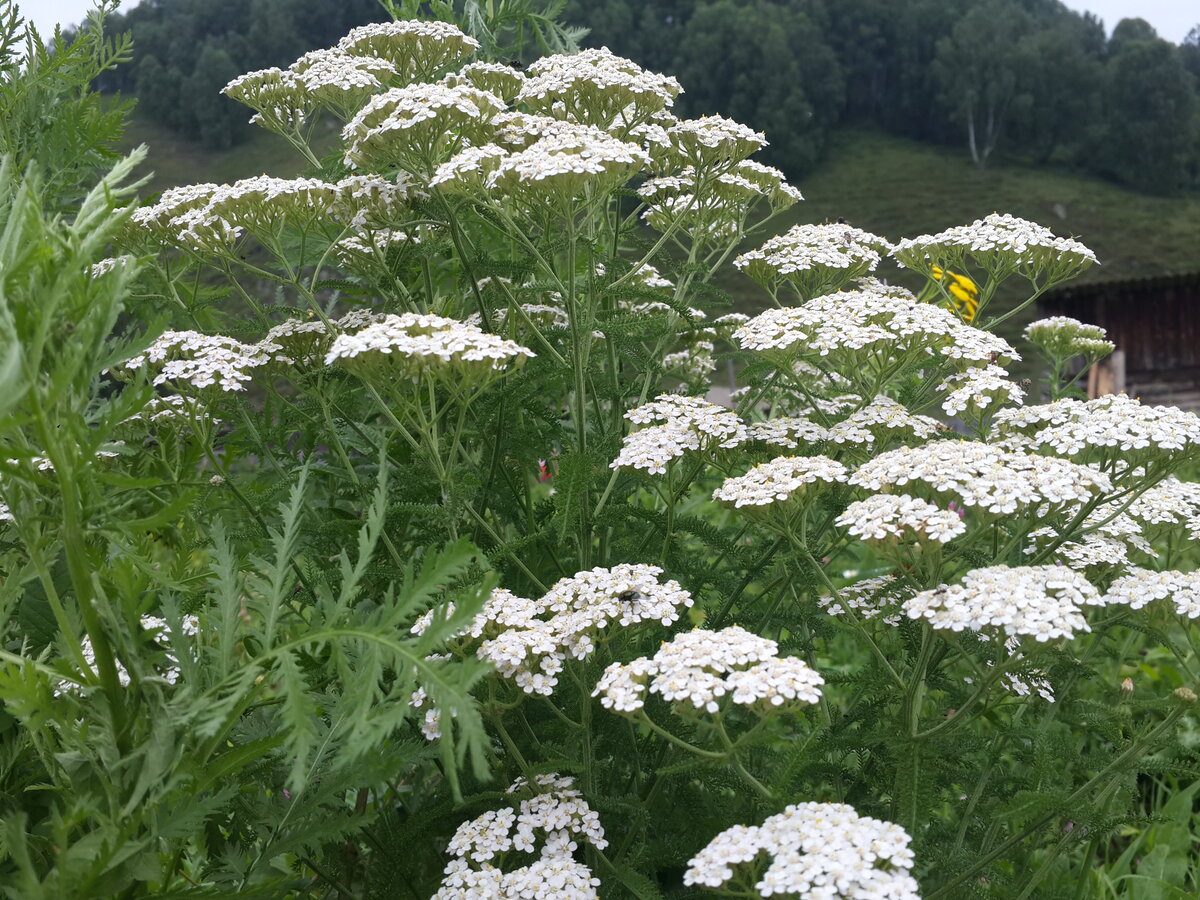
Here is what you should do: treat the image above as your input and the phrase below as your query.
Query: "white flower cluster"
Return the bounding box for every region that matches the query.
[611,394,747,474]
[655,115,767,168]
[1026,533,1140,574]
[836,494,967,544]
[638,161,803,240]
[939,365,1025,417]
[412,566,694,696]
[122,331,281,392]
[287,48,398,114]
[488,122,650,202]
[592,625,824,715]
[1024,316,1114,360]
[89,254,134,278]
[131,175,414,250]
[431,142,509,192]
[732,289,1017,370]
[325,312,534,381]
[905,565,1104,642]
[849,440,1111,515]
[63,614,200,694]
[713,456,849,509]
[892,212,1097,280]
[342,81,505,170]
[825,396,943,448]
[748,415,831,450]
[818,576,905,627]
[734,224,892,294]
[221,67,310,132]
[443,61,526,104]
[1102,569,1200,618]
[1126,477,1200,540]
[333,228,425,269]
[684,802,919,899]
[119,393,208,429]
[338,19,480,81]
[662,341,717,383]
[433,774,604,900]
[519,47,681,129]
[990,395,1200,468]
[263,309,388,363]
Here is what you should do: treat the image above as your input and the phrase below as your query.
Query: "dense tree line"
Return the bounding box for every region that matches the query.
[568,0,1200,194]
[91,0,380,149]
[85,0,1200,193]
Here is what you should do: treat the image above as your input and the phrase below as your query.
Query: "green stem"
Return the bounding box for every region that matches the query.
[927,704,1189,899]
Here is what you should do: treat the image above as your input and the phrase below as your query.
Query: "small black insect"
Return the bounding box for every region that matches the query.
[617,590,646,603]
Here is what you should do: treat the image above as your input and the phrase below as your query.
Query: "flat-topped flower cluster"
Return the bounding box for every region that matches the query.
[412,564,694,696]
[433,774,605,900]
[592,625,825,716]
[684,802,921,899]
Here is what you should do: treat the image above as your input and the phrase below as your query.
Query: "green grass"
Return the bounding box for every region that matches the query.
[117,111,338,197]
[785,128,1200,284]
[119,115,1200,282]
[709,128,1200,360]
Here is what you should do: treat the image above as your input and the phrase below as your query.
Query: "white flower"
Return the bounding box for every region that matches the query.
[122,331,280,392]
[519,48,681,130]
[325,312,534,380]
[442,60,526,103]
[60,614,199,694]
[990,395,1200,469]
[735,224,892,294]
[905,565,1104,642]
[593,626,823,716]
[654,115,767,168]
[612,394,747,474]
[684,803,920,900]
[849,440,1111,515]
[892,212,1097,282]
[825,396,942,447]
[713,456,849,508]
[732,289,1017,370]
[433,774,605,900]
[337,20,480,81]
[1103,569,1200,618]
[488,121,649,201]
[818,576,906,626]
[416,566,692,696]
[1024,316,1114,360]
[431,143,509,193]
[341,82,504,170]
[836,494,966,544]
[939,365,1025,417]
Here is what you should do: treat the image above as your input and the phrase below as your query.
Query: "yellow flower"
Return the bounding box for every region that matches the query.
[932,266,979,322]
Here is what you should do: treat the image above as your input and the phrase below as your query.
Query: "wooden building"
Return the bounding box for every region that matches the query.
[1037,272,1200,409]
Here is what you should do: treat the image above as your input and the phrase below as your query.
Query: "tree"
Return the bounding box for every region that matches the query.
[1099,34,1199,193]
[1011,12,1104,163]
[184,41,246,149]
[931,0,1031,168]
[671,0,843,173]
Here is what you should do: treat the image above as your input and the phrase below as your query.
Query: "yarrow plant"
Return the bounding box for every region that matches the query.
[3,3,1200,898]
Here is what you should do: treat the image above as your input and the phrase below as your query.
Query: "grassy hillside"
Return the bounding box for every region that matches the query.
[785,129,1200,284]
[119,117,1199,309]
[118,111,339,196]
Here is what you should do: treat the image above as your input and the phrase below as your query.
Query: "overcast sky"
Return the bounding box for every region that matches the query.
[24,0,1200,45]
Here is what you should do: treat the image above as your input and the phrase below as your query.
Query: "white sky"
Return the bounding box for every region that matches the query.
[24,0,1200,45]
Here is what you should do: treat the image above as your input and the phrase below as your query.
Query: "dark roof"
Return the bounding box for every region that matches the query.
[1044,270,1200,303]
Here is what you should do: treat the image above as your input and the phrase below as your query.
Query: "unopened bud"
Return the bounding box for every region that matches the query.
[1120,677,1134,694]
[1173,686,1197,705]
